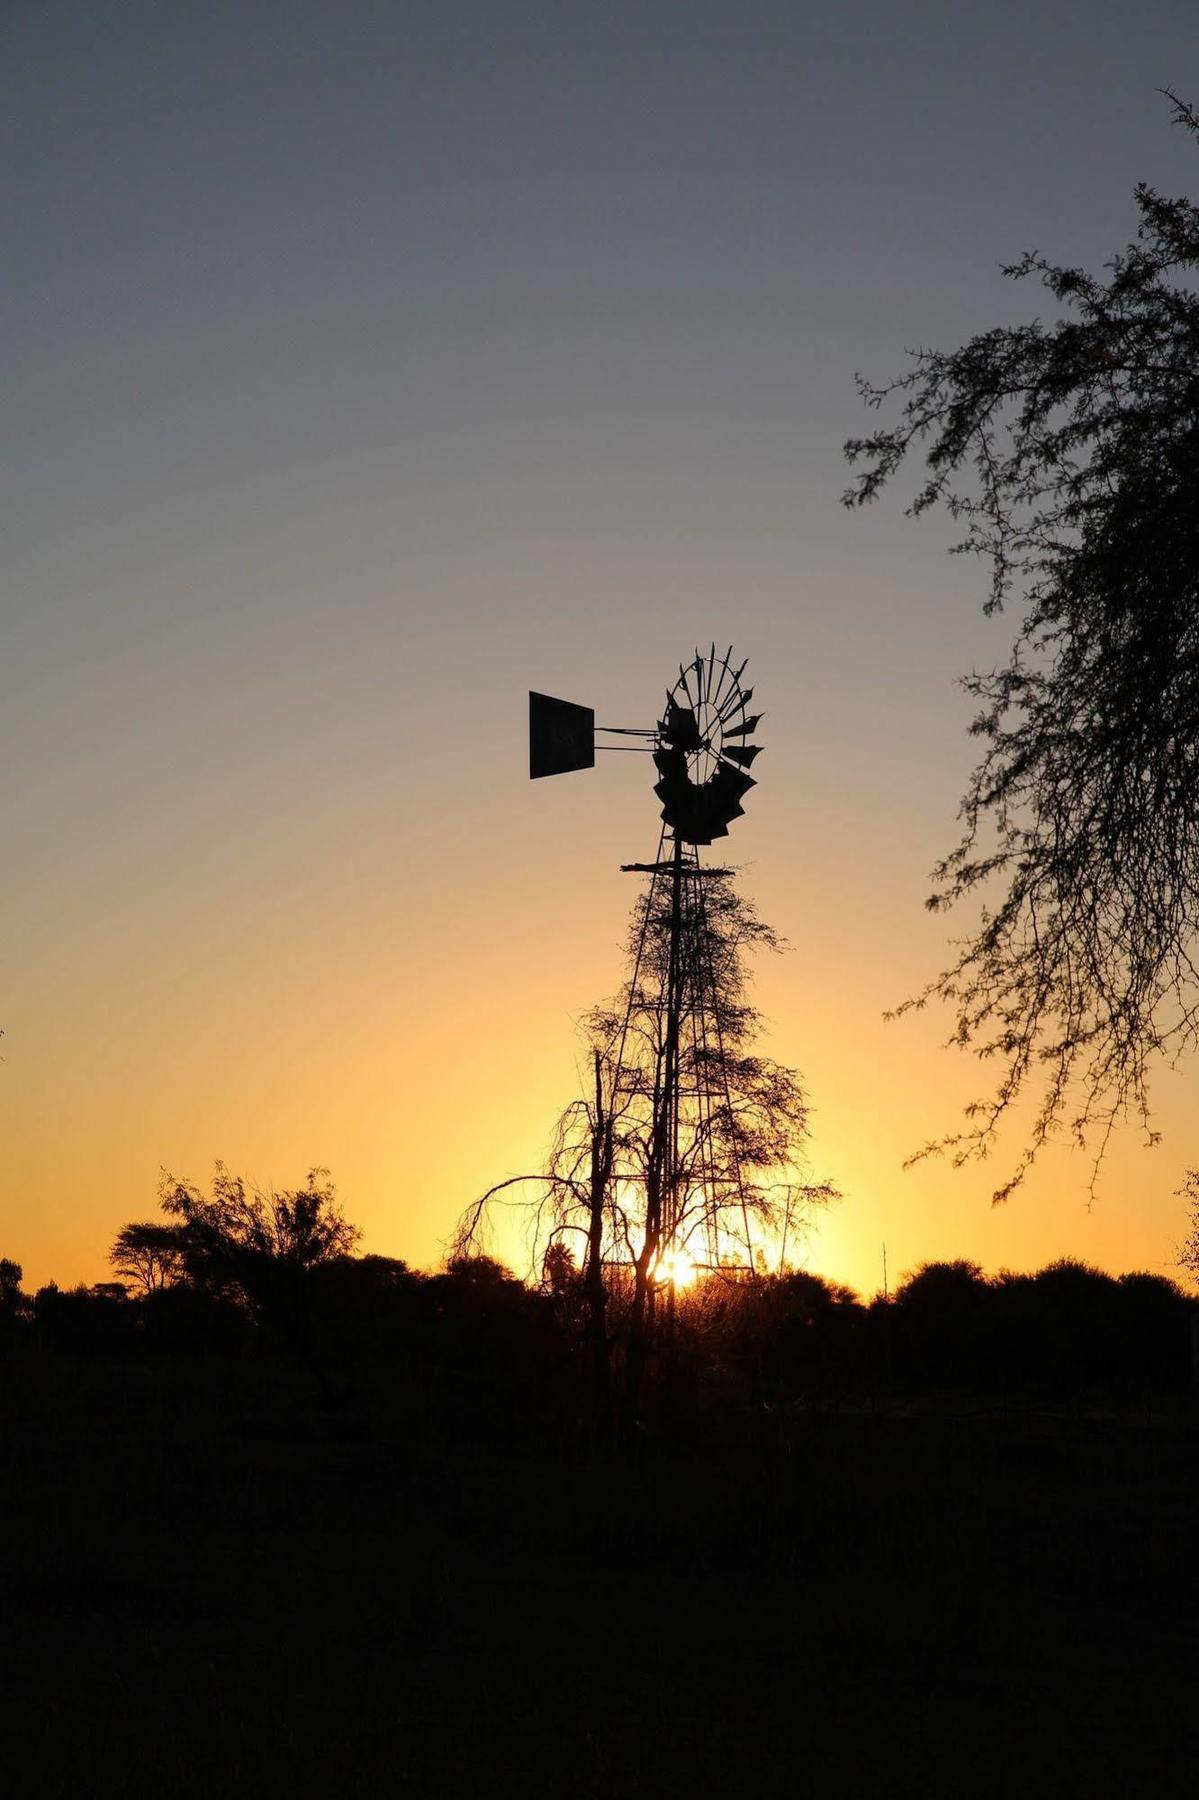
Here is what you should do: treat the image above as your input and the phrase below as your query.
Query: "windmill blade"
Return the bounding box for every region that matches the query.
[693,791,746,838]
[722,713,762,738]
[703,763,756,834]
[718,684,752,723]
[710,646,733,712]
[713,764,756,801]
[720,744,762,768]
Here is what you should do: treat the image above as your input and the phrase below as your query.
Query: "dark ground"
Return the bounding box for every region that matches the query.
[2,1360,1197,1799]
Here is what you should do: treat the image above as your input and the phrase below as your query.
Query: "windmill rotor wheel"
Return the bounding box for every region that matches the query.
[653,647,763,846]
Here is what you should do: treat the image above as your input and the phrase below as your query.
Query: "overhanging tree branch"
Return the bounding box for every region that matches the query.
[845,95,1199,1200]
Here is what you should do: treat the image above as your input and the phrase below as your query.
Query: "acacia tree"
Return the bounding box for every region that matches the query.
[109,1222,187,1293]
[844,92,1199,1199]
[457,870,836,1432]
[159,1164,358,1285]
[110,1165,359,1324]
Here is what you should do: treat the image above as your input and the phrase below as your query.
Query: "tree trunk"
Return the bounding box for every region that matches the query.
[585,1050,614,1444]
[621,836,683,1437]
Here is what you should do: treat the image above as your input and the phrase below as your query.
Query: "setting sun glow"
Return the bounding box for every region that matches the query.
[652,1246,698,1290]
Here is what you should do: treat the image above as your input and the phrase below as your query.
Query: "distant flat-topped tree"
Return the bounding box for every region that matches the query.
[845,92,1199,1200]
[109,1222,188,1294]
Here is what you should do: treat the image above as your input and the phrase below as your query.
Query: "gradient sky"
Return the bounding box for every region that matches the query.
[4,0,1199,1294]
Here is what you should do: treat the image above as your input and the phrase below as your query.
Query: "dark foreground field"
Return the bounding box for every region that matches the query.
[3,1361,1197,1800]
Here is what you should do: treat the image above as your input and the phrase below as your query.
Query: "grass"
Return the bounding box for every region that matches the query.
[2,1358,1197,1797]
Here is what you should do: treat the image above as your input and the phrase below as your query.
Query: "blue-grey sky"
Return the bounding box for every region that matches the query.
[4,1,1198,1288]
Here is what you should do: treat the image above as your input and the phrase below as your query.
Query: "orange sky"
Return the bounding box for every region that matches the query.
[5,619,1196,1297]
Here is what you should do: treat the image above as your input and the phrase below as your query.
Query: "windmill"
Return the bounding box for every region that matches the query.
[529,647,768,1287]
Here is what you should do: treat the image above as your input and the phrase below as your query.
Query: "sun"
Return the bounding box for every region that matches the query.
[652,1245,698,1289]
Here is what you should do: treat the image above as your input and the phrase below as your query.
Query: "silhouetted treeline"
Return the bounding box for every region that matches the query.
[0,1253,567,1441]
[680,1258,1193,1406]
[2,1247,1193,1429]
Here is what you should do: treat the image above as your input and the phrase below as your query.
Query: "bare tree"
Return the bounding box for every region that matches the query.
[844,92,1199,1199]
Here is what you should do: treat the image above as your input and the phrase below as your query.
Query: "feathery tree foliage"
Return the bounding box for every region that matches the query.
[844,93,1199,1199]
[1177,1169,1199,1285]
[582,874,834,1280]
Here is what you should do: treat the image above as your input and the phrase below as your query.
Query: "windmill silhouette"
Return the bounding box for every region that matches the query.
[529,648,766,1284]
